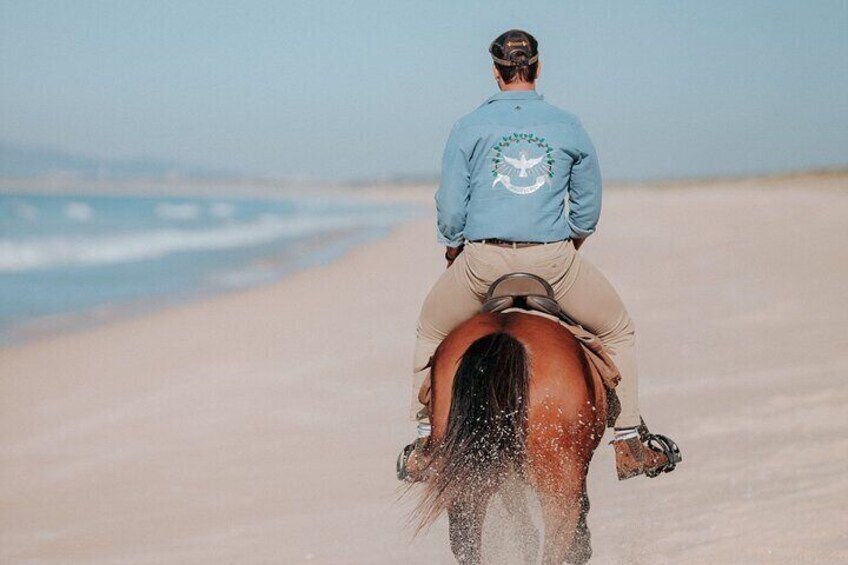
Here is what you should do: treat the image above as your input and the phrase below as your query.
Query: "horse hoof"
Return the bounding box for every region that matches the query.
[565,543,592,565]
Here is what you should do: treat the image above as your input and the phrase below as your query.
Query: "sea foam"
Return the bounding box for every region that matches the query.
[0,212,394,273]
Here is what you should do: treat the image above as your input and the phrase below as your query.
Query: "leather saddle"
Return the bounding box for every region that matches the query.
[480,272,622,416]
[482,272,578,326]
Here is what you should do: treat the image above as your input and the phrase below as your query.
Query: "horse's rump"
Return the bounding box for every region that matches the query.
[412,312,607,533]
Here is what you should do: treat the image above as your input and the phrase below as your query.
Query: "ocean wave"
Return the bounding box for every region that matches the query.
[0,212,393,273]
[65,202,93,222]
[208,202,235,219]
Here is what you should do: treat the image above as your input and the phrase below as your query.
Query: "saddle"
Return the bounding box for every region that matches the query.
[482,273,621,393]
[482,272,575,323]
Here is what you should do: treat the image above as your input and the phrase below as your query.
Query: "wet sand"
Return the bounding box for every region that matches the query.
[1,173,846,563]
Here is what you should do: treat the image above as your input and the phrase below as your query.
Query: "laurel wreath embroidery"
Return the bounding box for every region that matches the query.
[490,133,555,195]
[492,133,555,178]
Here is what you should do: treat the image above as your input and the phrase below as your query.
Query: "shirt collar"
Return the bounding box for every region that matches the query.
[483,90,544,105]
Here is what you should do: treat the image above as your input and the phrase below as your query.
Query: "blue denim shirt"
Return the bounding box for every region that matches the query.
[435,90,602,247]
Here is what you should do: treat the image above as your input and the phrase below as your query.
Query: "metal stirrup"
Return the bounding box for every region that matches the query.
[643,433,682,478]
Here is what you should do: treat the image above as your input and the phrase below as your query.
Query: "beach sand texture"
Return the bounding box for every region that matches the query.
[1,174,847,564]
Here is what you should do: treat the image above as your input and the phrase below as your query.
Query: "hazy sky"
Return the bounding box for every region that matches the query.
[1,1,846,182]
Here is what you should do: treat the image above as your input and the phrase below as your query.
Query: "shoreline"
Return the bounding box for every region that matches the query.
[0,189,429,347]
[0,224,407,348]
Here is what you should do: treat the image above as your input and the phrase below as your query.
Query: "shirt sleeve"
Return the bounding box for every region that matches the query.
[435,124,471,247]
[566,119,602,239]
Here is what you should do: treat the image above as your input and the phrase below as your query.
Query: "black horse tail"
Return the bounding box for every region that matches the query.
[414,332,530,530]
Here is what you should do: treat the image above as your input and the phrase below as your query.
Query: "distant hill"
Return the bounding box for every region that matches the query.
[0,142,240,181]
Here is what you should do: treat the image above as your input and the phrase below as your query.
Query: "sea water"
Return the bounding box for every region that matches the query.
[0,191,422,344]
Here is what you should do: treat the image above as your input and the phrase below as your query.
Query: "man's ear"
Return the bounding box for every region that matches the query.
[535,61,542,81]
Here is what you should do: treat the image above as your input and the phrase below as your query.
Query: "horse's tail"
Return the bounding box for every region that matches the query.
[414,332,529,530]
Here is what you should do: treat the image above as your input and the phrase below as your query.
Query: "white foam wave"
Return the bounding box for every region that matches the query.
[0,213,391,273]
[65,202,93,222]
[209,202,235,219]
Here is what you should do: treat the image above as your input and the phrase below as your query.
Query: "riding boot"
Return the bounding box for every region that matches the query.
[396,437,430,483]
[612,436,671,480]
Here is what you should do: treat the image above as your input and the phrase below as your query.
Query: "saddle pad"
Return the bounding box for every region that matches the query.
[515,309,620,391]
[562,318,621,391]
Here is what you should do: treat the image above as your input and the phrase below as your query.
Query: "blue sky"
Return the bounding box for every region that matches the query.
[1,1,846,182]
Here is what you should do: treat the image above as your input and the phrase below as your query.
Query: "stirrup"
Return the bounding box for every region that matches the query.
[643,433,682,478]
[396,441,417,482]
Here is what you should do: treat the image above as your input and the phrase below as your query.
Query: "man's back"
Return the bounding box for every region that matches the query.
[436,90,602,246]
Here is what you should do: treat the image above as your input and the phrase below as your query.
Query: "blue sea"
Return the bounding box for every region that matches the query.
[0,191,422,344]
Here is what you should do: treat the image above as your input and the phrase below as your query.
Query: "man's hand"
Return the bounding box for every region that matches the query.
[445,245,464,268]
[572,238,585,251]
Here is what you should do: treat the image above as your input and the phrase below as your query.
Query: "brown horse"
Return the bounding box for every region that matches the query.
[412,311,607,564]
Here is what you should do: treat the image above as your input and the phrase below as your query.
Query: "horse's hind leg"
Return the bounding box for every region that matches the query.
[448,489,492,565]
[533,463,592,565]
[564,482,592,564]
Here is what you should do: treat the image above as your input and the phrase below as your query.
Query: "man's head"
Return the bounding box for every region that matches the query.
[489,29,540,87]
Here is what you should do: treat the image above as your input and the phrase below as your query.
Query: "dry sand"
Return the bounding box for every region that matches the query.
[1,174,847,564]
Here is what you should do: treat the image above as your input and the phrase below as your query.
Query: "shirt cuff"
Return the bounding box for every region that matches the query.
[568,222,596,240]
[437,232,465,247]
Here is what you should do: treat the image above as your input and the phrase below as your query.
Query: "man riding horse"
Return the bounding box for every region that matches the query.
[398,29,680,482]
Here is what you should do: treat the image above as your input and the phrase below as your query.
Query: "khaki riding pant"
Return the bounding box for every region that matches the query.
[412,239,641,429]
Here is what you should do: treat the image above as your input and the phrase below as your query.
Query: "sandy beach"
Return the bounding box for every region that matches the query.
[1,173,847,564]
